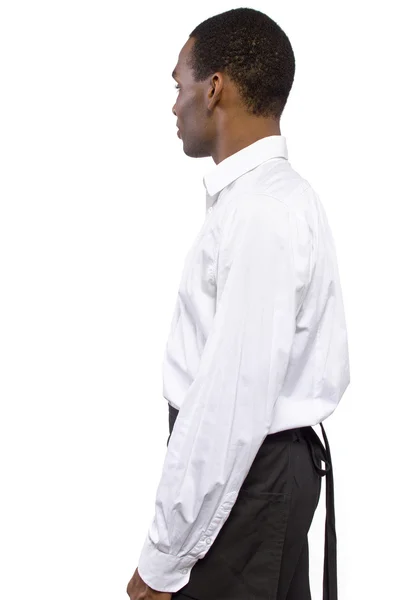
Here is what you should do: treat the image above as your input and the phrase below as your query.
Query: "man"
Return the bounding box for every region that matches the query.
[127,7,350,600]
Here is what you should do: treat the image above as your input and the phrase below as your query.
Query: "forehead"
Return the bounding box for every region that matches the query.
[172,63,187,81]
[172,38,194,79]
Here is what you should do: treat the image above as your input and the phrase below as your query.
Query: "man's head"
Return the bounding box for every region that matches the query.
[172,8,295,163]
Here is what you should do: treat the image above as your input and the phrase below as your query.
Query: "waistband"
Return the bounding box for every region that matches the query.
[261,425,307,443]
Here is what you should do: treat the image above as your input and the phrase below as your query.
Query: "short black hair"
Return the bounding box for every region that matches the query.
[187,8,295,120]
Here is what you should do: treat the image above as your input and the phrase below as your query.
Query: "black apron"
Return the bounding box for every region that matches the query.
[167,403,337,600]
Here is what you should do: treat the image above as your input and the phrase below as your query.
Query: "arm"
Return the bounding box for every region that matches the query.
[137,194,304,593]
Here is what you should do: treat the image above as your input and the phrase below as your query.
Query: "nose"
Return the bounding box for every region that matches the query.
[172,104,177,117]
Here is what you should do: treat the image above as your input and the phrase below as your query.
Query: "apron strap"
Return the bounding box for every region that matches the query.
[302,423,337,600]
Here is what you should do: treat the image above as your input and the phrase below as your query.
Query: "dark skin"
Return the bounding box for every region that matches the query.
[126,34,281,599]
[126,567,172,600]
[172,36,281,165]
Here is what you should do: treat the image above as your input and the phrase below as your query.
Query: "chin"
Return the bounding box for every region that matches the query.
[183,143,209,159]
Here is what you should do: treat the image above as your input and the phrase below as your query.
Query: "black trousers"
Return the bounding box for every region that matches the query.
[167,403,337,600]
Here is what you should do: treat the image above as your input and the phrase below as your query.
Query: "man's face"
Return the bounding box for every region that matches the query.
[172,36,214,158]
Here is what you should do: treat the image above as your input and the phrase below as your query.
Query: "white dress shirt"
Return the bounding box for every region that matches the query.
[137,134,350,593]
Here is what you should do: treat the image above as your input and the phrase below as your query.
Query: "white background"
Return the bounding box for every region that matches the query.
[0,1,399,599]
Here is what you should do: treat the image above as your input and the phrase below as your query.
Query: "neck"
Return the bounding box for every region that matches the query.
[211,118,281,165]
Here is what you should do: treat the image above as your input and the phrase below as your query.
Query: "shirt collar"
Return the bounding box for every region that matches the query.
[203,134,288,211]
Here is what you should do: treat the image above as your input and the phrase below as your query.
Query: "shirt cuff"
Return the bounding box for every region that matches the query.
[137,531,197,593]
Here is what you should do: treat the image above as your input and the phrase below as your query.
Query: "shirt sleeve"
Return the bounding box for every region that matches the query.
[137,194,306,593]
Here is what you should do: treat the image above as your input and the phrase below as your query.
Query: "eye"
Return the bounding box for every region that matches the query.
[175,84,180,90]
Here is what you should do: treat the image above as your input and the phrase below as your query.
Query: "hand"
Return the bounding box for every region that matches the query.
[126,567,173,600]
